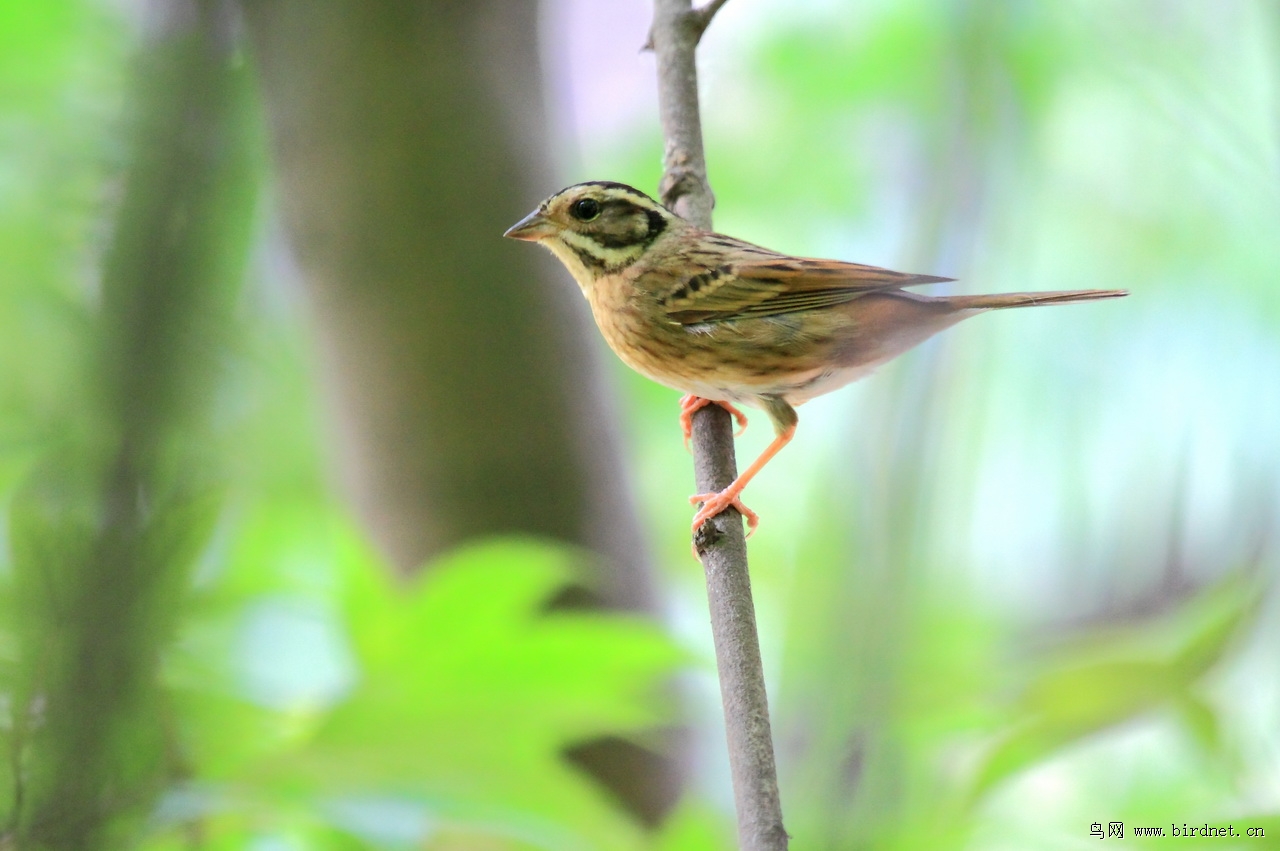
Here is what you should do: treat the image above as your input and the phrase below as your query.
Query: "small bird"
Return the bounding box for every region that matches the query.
[505,181,1126,538]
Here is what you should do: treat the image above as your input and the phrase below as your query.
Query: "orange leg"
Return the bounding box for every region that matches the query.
[679,394,749,451]
[690,424,796,538]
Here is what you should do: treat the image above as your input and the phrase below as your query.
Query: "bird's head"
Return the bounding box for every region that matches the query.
[504,182,679,283]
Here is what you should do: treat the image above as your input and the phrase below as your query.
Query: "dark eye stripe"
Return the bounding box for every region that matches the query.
[599,198,641,214]
[595,230,646,249]
[645,209,666,241]
[581,199,656,249]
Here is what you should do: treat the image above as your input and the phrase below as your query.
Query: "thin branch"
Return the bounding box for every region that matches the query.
[649,2,789,849]
[690,0,732,39]
[644,0,730,50]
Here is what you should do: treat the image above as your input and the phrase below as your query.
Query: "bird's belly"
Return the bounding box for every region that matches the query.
[632,358,879,410]
[775,363,879,405]
[594,302,889,407]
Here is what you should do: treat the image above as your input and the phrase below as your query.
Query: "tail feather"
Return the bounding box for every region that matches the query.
[946,288,1129,311]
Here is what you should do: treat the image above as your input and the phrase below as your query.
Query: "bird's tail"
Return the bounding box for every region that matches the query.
[944,288,1128,311]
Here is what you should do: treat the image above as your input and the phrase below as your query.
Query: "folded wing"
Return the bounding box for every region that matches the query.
[661,243,953,325]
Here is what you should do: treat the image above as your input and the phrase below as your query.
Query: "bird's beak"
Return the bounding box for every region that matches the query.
[503,209,556,241]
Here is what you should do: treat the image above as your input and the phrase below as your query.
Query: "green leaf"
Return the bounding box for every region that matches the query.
[139,820,381,851]
[652,802,734,851]
[971,659,1176,801]
[969,572,1262,804]
[1172,575,1262,680]
[256,536,685,851]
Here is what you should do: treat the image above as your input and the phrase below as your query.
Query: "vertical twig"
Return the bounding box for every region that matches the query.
[649,2,788,848]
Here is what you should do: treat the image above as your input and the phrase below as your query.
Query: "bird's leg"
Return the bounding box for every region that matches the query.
[689,396,798,538]
[689,424,795,536]
[679,394,749,451]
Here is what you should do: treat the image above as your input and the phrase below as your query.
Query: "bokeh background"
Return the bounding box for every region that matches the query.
[2,0,1278,848]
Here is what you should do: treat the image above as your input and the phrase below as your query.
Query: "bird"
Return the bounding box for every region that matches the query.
[504,181,1127,539]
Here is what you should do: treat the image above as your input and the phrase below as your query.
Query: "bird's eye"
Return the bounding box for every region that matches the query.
[571,198,601,221]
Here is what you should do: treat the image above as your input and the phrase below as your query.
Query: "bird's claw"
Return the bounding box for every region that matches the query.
[689,490,759,537]
[679,395,749,451]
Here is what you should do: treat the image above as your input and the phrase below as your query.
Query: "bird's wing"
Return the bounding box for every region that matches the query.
[660,243,954,325]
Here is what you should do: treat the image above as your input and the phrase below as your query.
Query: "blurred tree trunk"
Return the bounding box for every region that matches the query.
[11,2,252,846]
[240,0,681,826]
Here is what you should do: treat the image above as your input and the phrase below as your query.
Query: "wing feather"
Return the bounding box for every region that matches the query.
[660,239,954,325]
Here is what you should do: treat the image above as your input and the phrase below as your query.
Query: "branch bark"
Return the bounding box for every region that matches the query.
[649,2,789,849]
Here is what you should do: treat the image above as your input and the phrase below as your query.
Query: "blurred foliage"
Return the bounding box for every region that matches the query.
[582,0,1280,849]
[969,573,1263,804]
[144,535,686,849]
[0,1,690,848]
[2,0,1278,849]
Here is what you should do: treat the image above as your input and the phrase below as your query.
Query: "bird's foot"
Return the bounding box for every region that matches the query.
[679,395,749,451]
[689,488,759,537]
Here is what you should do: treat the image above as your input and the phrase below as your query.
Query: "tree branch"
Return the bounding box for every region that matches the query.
[649,2,789,849]
[690,0,731,39]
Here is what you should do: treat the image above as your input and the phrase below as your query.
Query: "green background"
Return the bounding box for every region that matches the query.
[1,0,1276,848]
